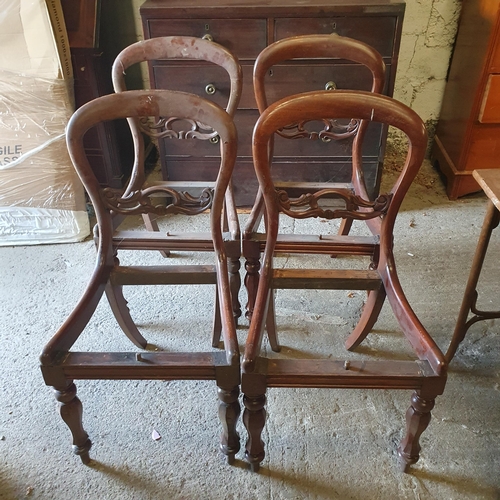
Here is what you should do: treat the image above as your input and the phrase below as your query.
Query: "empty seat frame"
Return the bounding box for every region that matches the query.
[40,89,241,465]
[241,90,447,472]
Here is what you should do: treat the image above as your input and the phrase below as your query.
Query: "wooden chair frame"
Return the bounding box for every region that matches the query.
[241,90,447,472]
[40,90,241,465]
[243,34,386,320]
[112,35,243,322]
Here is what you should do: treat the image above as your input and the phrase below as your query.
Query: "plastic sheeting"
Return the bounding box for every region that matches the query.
[0,0,89,245]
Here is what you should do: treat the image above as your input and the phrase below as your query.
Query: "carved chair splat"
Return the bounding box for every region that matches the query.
[40,90,241,465]
[241,90,447,473]
[112,36,243,322]
[243,34,386,321]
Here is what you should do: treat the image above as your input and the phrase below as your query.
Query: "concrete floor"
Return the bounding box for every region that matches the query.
[1,161,499,499]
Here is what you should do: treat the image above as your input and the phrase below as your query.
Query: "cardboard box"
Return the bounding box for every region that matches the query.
[0,0,89,245]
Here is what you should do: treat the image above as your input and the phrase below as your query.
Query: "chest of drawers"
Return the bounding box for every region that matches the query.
[140,0,405,206]
[431,0,500,199]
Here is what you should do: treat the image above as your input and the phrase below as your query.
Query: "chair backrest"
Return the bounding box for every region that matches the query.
[66,89,238,261]
[245,34,386,233]
[253,90,426,242]
[112,36,243,214]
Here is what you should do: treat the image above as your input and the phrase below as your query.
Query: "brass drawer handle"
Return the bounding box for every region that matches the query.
[321,136,332,143]
[210,135,219,144]
[205,83,216,95]
[325,81,337,91]
[202,34,214,42]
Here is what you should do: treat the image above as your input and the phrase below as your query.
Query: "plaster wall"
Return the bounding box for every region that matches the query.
[100,0,463,141]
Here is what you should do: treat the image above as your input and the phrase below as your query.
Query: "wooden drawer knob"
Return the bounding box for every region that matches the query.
[205,83,217,95]
[325,81,337,91]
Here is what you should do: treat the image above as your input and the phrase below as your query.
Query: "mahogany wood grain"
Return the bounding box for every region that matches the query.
[111,36,243,320]
[431,0,500,198]
[243,33,387,318]
[40,90,241,465]
[479,75,500,123]
[241,90,447,473]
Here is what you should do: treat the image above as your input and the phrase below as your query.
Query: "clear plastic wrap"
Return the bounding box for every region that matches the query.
[0,0,89,245]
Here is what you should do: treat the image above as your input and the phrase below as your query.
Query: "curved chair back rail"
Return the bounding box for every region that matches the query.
[242,36,388,323]
[110,37,242,326]
[253,34,386,113]
[112,36,243,117]
[43,90,238,363]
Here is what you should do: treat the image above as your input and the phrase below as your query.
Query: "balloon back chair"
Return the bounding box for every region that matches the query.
[112,36,243,322]
[243,34,386,320]
[241,90,447,472]
[40,89,241,465]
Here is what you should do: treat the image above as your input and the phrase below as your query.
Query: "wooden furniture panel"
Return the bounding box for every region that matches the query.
[163,111,381,159]
[61,0,99,48]
[141,0,405,206]
[62,0,133,188]
[72,49,132,188]
[165,158,378,204]
[261,63,390,102]
[479,75,500,123]
[274,16,396,56]
[147,19,267,59]
[431,0,500,199]
[153,63,256,109]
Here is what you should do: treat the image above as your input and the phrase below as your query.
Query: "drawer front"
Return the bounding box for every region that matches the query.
[164,158,379,206]
[466,125,500,170]
[161,109,382,160]
[273,121,383,159]
[263,64,390,105]
[274,17,396,58]
[147,19,267,59]
[152,63,256,109]
[162,158,257,206]
[479,74,500,123]
[161,110,258,158]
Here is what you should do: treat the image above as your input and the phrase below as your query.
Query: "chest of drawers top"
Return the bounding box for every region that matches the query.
[140,0,405,15]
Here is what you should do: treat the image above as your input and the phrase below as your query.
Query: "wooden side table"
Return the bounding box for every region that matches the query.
[447,169,500,361]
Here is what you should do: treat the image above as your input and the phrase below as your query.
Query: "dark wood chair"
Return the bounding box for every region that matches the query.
[241,90,447,472]
[112,36,243,321]
[39,89,241,465]
[243,34,386,320]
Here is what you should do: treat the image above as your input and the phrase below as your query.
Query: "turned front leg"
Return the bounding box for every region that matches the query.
[397,391,435,472]
[243,393,266,472]
[53,382,92,464]
[218,385,241,464]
